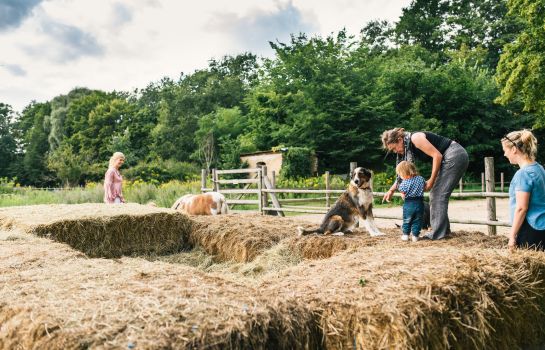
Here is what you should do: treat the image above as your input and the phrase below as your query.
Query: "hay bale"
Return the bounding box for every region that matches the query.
[0,239,319,349]
[286,229,508,259]
[0,203,193,258]
[2,211,545,349]
[189,214,299,262]
[189,213,508,262]
[261,247,545,349]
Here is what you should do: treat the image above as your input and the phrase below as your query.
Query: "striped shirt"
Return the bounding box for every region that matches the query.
[398,175,425,199]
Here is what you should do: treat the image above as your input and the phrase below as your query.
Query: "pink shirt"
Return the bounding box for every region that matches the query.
[104,167,124,203]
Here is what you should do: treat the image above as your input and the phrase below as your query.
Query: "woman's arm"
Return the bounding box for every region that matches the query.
[104,169,116,202]
[509,191,530,250]
[411,133,443,190]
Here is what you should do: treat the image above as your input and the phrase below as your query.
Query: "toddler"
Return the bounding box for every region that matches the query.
[396,161,425,242]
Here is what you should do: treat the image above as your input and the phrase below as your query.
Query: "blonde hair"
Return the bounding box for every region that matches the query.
[501,129,538,161]
[396,161,419,178]
[381,128,405,149]
[109,152,126,168]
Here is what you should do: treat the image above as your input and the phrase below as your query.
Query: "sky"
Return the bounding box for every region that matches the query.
[0,0,412,114]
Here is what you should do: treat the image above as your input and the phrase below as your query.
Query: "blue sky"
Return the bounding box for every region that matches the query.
[0,0,411,113]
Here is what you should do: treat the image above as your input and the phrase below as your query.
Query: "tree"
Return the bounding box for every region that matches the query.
[0,103,17,178]
[47,144,88,186]
[495,0,545,127]
[197,132,216,172]
[394,0,522,68]
[15,102,54,186]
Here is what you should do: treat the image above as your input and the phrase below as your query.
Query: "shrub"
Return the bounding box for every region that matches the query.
[281,147,314,178]
[123,159,200,184]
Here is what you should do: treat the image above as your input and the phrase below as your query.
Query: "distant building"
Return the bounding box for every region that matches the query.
[240,150,318,176]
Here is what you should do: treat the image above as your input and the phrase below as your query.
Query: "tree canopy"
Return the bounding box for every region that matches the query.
[0,0,540,186]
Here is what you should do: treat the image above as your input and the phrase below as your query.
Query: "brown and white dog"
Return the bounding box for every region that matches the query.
[171,192,228,215]
[297,167,384,236]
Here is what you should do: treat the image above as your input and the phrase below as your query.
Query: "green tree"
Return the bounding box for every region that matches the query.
[47,144,89,186]
[0,103,17,178]
[394,0,521,68]
[15,102,54,186]
[244,32,396,171]
[495,0,545,127]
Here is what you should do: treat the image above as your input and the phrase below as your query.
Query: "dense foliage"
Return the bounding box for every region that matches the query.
[0,0,541,186]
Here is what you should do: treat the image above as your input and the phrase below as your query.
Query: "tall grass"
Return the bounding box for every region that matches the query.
[0,180,202,208]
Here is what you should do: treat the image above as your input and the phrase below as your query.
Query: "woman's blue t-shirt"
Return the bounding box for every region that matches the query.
[509,162,545,230]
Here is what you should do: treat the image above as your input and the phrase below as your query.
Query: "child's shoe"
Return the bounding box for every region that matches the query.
[401,234,409,241]
[411,235,419,242]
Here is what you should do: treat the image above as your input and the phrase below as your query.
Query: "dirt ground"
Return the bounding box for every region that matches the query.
[295,198,510,235]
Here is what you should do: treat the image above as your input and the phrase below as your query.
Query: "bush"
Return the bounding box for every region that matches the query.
[0,178,17,194]
[123,159,200,184]
[281,147,314,178]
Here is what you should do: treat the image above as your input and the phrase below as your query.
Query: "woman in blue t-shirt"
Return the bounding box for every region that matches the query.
[502,129,545,251]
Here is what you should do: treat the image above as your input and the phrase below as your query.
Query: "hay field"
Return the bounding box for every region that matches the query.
[1,204,545,349]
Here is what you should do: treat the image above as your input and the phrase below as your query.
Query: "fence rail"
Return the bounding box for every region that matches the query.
[203,157,510,234]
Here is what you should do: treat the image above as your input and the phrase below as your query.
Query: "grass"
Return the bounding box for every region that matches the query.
[0,180,202,208]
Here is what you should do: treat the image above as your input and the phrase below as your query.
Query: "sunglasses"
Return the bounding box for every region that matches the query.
[502,134,520,149]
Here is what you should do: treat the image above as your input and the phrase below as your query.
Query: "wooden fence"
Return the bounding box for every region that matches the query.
[202,157,510,234]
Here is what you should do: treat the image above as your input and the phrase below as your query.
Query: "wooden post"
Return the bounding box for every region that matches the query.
[257,168,262,214]
[500,172,504,192]
[212,168,218,192]
[261,165,268,214]
[481,172,485,192]
[325,171,331,208]
[485,157,497,235]
[271,170,276,188]
[201,169,207,193]
[459,178,463,193]
[350,162,357,175]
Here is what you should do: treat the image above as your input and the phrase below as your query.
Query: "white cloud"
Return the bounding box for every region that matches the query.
[0,0,411,113]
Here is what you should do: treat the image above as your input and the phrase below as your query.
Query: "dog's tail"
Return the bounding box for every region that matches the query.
[297,226,321,236]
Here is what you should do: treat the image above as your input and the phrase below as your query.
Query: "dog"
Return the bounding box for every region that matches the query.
[171,192,228,215]
[297,167,384,236]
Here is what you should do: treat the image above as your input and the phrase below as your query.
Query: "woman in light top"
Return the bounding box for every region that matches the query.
[501,130,545,251]
[104,152,126,204]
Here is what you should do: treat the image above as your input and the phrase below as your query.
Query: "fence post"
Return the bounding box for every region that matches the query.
[350,162,357,175]
[459,178,463,193]
[201,169,207,193]
[325,171,331,208]
[271,170,276,188]
[500,172,504,192]
[485,157,497,235]
[212,168,218,192]
[481,172,485,192]
[261,165,269,213]
[257,168,263,214]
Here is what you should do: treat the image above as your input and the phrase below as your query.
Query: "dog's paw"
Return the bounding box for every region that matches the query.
[332,232,345,236]
[296,227,305,237]
[370,231,385,237]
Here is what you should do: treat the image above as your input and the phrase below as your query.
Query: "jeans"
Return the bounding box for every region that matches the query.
[516,219,545,251]
[402,199,424,236]
[429,142,469,239]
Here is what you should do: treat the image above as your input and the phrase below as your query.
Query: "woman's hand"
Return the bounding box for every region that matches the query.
[508,236,517,251]
[425,180,434,191]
